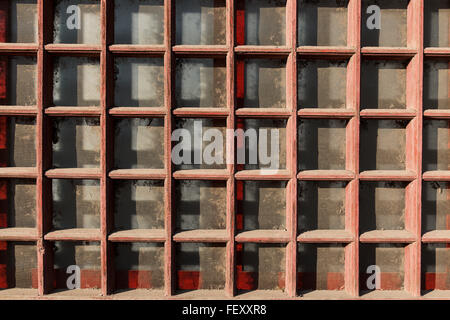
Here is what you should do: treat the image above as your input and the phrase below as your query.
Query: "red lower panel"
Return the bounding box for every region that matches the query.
[53,269,101,289]
[31,268,38,288]
[327,272,345,290]
[0,264,6,289]
[236,271,285,291]
[236,270,256,290]
[177,271,200,290]
[298,272,345,291]
[423,272,450,291]
[115,270,152,289]
[360,272,403,291]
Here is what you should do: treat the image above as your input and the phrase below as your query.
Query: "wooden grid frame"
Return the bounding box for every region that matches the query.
[0,0,448,300]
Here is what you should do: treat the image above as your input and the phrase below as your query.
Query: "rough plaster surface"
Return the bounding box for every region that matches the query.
[298,0,348,46]
[245,0,286,46]
[423,120,449,171]
[175,180,226,230]
[6,179,36,228]
[5,242,36,288]
[422,244,450,290]
[244,119,287,170]
[361,60,407,109]
[53,57,101,106]
[9,0,38,43]
[298,60,347,109]
[298,119,347,170]
[5,57,37,106]
[114,118,165,169]
[361,0,408,47]
[177,243,226,289]
[360,120,407,171]
[52,179,100,229]
[114,0,164,45]
[243,59,286,108]
[176,58,226,108]
[114,180,165,230]
[298,181,346,232]
[425,0,450,47]
[115,57,164,107]
[422,182,449,232]
[175,0,226,45]
[360,244,405,292]
[424,61,450,110]
[173,118,226,170]
[54,0,100,44]
[297,244,345,290]
[52,117,101,168]
[115,243,165,289]
[7,117,36,167]
[240,181,286,230]
[242,244,285,291]
[360,181,406,232]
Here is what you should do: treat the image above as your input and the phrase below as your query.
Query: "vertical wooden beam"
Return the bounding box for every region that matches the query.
[100,0,114,295]
[164,0,174,297]
[225,0,235,298]
[36,0,50,296]
[404,0,423,297]
[285,0,297,298]
[0,0,8,291]
[345,0,361,298]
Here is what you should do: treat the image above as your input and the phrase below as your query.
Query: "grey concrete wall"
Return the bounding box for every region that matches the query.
[9,0,38,43]
[422,182,449,232]
[360,181,406,233]
[114,0,164,45]
[52,117,101,168]
[176,243,226,289]
[8,117,36,167]
[175,180,226,230]
[173,118,227,170]
[424,0,450,47]
[361,60,407,109]
[424,61,450,110]
[298,181,346,232]
[298,59,347,109]
[241,181,286,230]
[298,0,348,46]
[422,244,450,290]
[360,244,405,291]
[114,180,165,230]
[114,58,164,107]
[360,120,406,171]
[7,57,36,106]
[175,0,226,45]
[114,118,164,169]
[54,241,101,272]
[7,179,36,228]
[245,0,286,46]
[423,120,449,171]
[242,244,285,290]
[52,179,100,229]
[115,243,165,289]
[54,0,100,44]
[297,244,345,290]
[244,119,287,170]
[361,0,408,47]
[243,59,286,108]
[6,242,36,288]
[298,119,347,170]
[53,57,101,106]
[176,58,226,108]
